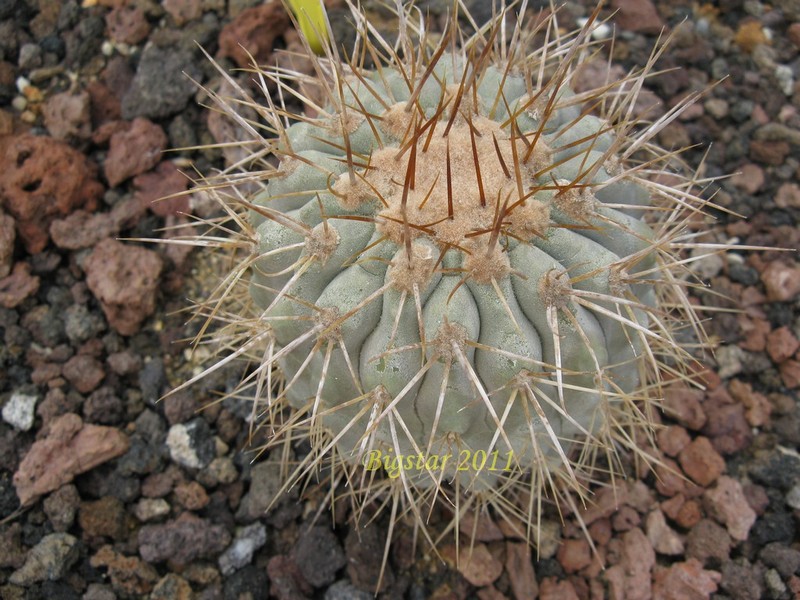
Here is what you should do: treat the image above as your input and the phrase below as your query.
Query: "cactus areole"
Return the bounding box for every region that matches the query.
[191,1,708,555]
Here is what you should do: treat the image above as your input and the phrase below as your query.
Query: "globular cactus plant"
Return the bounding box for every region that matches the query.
[182,0,712,566]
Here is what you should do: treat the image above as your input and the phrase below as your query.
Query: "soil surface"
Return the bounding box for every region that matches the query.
[0,0,799,599]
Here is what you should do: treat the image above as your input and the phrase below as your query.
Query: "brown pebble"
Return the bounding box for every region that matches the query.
[678,437,725,487]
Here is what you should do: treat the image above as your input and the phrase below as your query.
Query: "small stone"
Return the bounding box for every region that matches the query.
[218,3,290,68]
[646,509,684,555]
[150,573,192,600]
[0,262,40,308]
[42,90,91,140]
[442,543,503,587]
[165,422,214,473]
[703,476,757,542]
[13,413,129,505]
[235,454,289,522]
[90,545,159,597]
[104,118,167,187]
[686,519,731,566]
[219,523,267,576]
[787,483,800,510]
[0,209,14,278]
[653,558,721,600]
[765,568,787,598]
[133,497,170,522]
[775,183,800,209]
[9,533,79,585]
[292,525,346,587]
[610,0,665,33]
[604,528,655,600]
[163,0,203,25]
[720,560,764,600]
[78,496,127,540]
[50,210,118,251]
[121,45,202,120]
[761,261,800,302]
[2,391,38,431]
[539,577,580,600]
[657,425,691,457]
[138,513,231,564]
[43,484,80,532]
[0,134,103,253]
[106,6,150,45]
[558,537,592,573]
[325,580,372,600]
[173,480,209,511]
[133,160,190,217]
[662,385,707,430]
[678,436,725,487]
[766,326,799,363]
[760,543,800,579]
[62,354,104,394]
[505,542,538,600]
[84,238,163,336]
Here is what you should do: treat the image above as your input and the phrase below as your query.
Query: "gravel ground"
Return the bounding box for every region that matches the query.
[0,0,799,599]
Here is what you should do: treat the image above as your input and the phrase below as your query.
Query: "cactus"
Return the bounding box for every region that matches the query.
[181,0,714,568]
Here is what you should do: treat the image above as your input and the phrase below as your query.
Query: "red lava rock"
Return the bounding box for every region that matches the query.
[218,3,290,68]
[163,0,202,25]
[0,134,103,253]
[678,437,725,487]
[173,481,210,511]
[761,261,800,302]
[442,543,503,587]
[0,209,16,278]
[62,355,105,394]
[655,457,688,498]
[266,555,305,599]
[0,262,40,308]
[138,513,231,564]
[476,586,506,600]
[611,505,641,532]
[776,182,800,208]
[90,545,159,596]
[50,209,118,250]
[42,90,92,141]
[646,509,684,555]
[727,379,771,427]
[104,118,167,187]
[87,81,121,128]
[581,484,628,525]
[766,326,799,363]
[730,163,765,193]
[675,499,703,529]
[610,0,665,33]
[557,538,592,574]
[701,387,752,455]
[133,161,190,217]
[657,425,691,457]
[703,476,756,542]
[505,542,537,600]
[539,577,580,600]
[13,413,129,506]
[737,315,770,352]
[84,238,163,336]
[106,5,151,45]
[686,519,732,565]
[605,528,655,600]
[662,385,707,431]
[653,558,720,600]
[779,359,800,388]
[589,518,612,546]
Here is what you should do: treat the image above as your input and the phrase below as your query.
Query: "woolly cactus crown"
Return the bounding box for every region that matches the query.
[180,0,712,568]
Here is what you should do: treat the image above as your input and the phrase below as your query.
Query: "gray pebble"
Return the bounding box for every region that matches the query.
[218,523,267,575]
[9,533,79,585]
[2,391,38,431]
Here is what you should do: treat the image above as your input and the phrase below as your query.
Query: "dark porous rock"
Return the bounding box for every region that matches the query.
[139,357,166,405]
[42,484,80,532]
[122,44,202,121]
[150,573,193,600]
[224,564,270,600]
[83,386,125,425]
[750,511,797,546]
[117,434,164,477]
[235,454,291,522]
[292,524,347,588]
[720,559,765,600]
[79,466,141,504]
[345,523,395,593]
[749,451,800,491]
[138,513,231,564]
[63,303,106,345]
[760,542,800,579]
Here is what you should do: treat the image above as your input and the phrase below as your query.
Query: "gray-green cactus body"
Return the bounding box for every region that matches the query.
[248,60,658,488]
